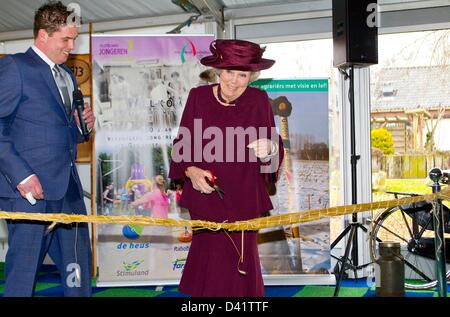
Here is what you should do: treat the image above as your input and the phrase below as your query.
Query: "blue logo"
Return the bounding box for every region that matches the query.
[172,258,186,271]
[122,225,143,240]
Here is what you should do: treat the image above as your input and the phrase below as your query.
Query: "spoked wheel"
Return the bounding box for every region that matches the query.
[369,206,450,290]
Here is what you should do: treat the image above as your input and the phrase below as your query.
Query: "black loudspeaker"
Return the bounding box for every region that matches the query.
[332,0,378,68]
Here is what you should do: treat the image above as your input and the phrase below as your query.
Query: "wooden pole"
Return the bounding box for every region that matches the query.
[89,22,98,279]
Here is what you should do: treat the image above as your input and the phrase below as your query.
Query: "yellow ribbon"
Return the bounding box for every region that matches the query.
[0,187,447,231]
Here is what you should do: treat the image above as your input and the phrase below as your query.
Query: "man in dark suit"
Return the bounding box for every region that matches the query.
[0,1,95,296]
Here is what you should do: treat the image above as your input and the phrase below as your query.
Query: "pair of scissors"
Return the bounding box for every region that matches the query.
[205,171,225,200]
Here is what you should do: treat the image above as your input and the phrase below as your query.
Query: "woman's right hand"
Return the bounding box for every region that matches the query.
[185,166,215,194]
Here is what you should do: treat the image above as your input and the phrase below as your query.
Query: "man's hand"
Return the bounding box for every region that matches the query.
[17,175,44,200]
[74,103,96,131]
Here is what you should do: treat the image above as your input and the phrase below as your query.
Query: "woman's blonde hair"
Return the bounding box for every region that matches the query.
[214,69,261,83]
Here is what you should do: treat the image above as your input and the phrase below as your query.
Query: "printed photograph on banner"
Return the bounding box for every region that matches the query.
[93,35,214,283]
[252,79,331,275]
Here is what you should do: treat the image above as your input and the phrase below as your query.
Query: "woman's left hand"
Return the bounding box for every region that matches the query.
[247,138,273,159]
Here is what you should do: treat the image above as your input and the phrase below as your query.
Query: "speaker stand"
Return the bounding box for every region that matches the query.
[331,66,372,297]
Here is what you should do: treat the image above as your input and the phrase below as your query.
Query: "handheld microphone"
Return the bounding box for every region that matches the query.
[73,89,89,141]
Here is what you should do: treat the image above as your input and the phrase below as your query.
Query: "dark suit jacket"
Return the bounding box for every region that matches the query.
[0,48,86,203]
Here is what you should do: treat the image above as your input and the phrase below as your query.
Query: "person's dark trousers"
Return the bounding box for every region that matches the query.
[3,175,92,297]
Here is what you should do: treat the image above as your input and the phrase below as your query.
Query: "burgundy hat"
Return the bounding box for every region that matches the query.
[200,39,275,71]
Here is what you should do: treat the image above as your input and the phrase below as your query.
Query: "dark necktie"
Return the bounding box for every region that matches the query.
[53,65,72,115]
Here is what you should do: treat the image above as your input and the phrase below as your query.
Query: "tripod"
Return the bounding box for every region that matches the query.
[330,65,372,297]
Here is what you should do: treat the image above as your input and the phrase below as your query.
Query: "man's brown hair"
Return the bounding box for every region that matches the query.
[33,1,78,38]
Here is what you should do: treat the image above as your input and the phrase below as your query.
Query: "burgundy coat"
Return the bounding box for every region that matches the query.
[169,84,283,297]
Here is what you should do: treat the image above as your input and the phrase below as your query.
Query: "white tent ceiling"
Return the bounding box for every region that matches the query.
[0,0,447,40]
[0,0,317,33]
[0,0,181,33]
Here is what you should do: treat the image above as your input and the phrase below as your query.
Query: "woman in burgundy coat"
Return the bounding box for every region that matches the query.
[169,39,284,297]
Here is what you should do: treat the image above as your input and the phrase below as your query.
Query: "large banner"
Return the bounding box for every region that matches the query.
[252,79,331,277]
[93,35,331,285]
[93,35,214,285]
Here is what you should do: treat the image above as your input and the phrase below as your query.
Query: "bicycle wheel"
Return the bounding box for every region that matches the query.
[369,206,450,290]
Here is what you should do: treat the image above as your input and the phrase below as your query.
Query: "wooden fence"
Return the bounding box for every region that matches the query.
[378,154,450,178]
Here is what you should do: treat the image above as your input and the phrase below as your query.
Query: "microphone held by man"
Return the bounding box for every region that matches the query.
[73,89,92,141]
